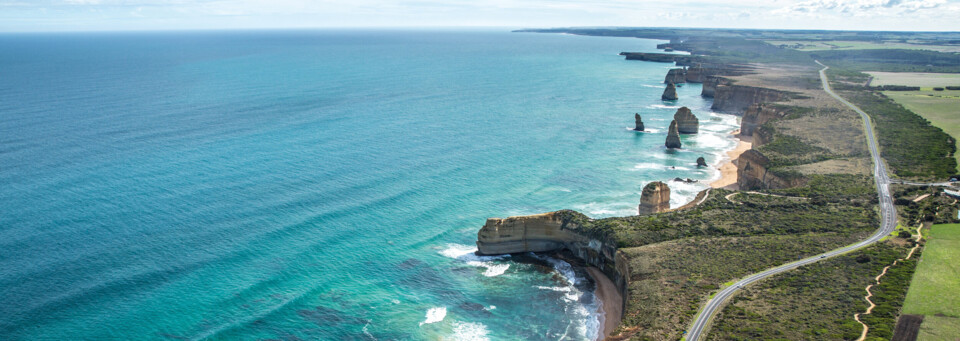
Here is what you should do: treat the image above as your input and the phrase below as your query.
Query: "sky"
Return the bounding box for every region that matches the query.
[1,0,959,32]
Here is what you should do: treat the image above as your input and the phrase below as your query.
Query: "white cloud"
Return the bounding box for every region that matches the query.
[775,0,947,15]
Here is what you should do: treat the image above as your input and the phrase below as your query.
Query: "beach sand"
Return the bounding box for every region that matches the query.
[586,266,622,341]
[710,130,752,190]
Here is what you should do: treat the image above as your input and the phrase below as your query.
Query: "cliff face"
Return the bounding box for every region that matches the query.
[634,113,645,131]
[701,76,730,98]
[639,181,671,214]
[741,104,784,136]
[685,65,705,83]
[665,68,687,84]
[711,85,787,114]
[662,83,679,100]
[665,120,682,148]
[737,149,806,190]
[476,211,630,321]
[674,107,699,134]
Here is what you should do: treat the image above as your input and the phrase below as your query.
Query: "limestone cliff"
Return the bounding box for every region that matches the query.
[634,113,645,131]
[662,83,679,101]
[673,107,699,134]
[697,156,707,167]
[701,76,729,98]
[665,68,687,84]
[711,85,787,114]
[665,120,682,148]
[685,65,705,83]
[639,181,671,214]
[475,211,630,321]
[741,104,785,136]
[737,149,807,190]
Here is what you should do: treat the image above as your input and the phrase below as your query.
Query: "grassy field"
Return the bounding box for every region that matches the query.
[918,315,960,341]
[867,72,960,87]
[884,90,960,166]
[765,40,960,53]
[902,224,960,317]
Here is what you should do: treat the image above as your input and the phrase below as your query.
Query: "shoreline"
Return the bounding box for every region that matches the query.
[586,266,622,341]
[710,129,752,190]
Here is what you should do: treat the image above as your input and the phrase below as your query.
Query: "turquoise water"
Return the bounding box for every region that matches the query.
[0,30,737,340]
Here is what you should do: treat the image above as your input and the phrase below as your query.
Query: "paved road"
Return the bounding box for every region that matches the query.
[683,61,898,340]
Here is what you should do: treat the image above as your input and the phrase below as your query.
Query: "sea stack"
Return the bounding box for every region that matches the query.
[639,181,671,214]
[673,106,699,134]
[665,120,682,148]
[634,113,645,131]
[662,82,678,100]
[697,156,707,167]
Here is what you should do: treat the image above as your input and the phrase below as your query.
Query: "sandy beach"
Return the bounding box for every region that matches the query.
[586,266,622,341]
[710,129,752,190]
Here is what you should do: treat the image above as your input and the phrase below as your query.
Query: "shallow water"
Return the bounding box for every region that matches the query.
[0,29,736,340]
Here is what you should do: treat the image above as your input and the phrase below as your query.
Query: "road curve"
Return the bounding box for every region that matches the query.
[684,61,898,340]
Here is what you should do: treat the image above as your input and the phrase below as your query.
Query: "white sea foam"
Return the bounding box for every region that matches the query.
[440,244,511,277]
[486,305,496,310]
[640,84,665,88]
[646,104,681,110]
[536,285,572,292]
[419,307,447,326]
[451,321,490,341]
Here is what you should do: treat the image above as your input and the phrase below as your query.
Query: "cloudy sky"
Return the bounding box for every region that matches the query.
[1,0,958,32]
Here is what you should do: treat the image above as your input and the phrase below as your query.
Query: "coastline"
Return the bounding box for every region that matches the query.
[586,266,622,341]
[710,129,752,190]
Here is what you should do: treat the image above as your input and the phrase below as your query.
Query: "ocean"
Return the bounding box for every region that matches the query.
[0,29,738,340]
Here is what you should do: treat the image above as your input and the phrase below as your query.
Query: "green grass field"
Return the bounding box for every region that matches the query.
[868,72,960,87]
[884,90,960,165]
[918,315,960,341]
[903,223,960,316]
[765,40,960,52]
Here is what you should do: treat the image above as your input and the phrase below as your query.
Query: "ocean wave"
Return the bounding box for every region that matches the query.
[440,244,511,277]
[536,285,572,292]
[451,321,490,341]
[640,84,665,88]
[646,104,682,110]
[419,307,446,326]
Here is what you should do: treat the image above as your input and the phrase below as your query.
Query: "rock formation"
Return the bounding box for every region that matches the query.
[475,210,630,321]
[665,68,687,84]
[701,76,728,98]
[697,156,707,167]
[737,149,807,190]
[711,85,787,114]
[639,181,671,214]
[741,103,785,136]
[662,83,678,101]
[665,120,682,148]
[673,107,699,134]
[685,64,705,83]
[634,113,644,131]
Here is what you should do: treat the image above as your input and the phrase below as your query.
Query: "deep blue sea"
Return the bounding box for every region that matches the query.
[0,30,737,340]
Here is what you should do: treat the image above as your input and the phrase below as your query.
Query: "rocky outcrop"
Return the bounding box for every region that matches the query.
[737,149,807,190]
[619,52,696,65]
[673,107,699,134]
[697,156,707,167]
[665,120,682,148]
[741,103,785,136]
[634,113,645,131]
[639,181,671,214]
[712,85,787,114]
[476,211,630,321]
[662,83,678,101]
[665,68,686,84]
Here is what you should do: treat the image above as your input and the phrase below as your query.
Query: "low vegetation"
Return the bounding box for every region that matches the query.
[883,90,960,165]
[707,241,916,340]
[836,89,957,179]
[612,234,864,341]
